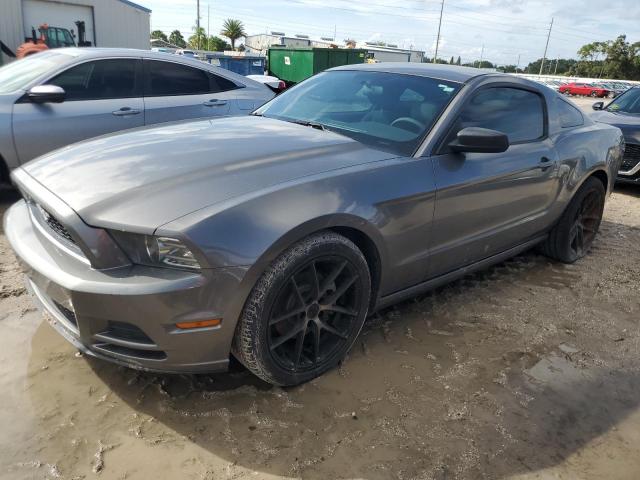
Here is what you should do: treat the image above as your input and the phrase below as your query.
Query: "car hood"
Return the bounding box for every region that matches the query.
[22,116,396,232]
[591,110,640,143]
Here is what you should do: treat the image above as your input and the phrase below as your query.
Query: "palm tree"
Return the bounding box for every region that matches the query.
[220,19,246,51]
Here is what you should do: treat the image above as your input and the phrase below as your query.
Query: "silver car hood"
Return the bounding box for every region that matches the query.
[22,116,396,232]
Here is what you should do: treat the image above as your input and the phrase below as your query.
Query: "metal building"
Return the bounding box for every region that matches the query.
[0,0,150,62]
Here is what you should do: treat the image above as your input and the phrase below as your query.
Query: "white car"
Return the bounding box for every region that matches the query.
[247,74,286,93]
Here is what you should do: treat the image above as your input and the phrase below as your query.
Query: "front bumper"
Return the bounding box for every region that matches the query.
[5,199,248,373]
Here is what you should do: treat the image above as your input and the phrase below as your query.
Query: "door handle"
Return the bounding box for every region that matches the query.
[112,107,141,116]
[539,156,552,170]
[203,99,228,107]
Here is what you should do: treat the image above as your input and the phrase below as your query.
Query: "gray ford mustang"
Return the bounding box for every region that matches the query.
[4,63,624,386]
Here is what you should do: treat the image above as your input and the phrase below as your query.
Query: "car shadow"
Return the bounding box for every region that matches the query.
[614,182,640,198]
[83,220,640,478]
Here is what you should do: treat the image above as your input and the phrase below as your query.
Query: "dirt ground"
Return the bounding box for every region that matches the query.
[1,98,639,480]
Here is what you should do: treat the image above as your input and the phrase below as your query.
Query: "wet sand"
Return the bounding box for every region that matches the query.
[1,182,639,479]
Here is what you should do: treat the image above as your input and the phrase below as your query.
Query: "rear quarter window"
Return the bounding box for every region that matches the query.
[556,98,584,128]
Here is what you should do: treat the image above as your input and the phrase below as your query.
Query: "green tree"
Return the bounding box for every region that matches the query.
[151,30,168,42]
[449,56,454,64]
[456,56,461,66]
[208,35,231,52]
[188,26,207,50]
[168,30,186,48]
[220,19,247,50]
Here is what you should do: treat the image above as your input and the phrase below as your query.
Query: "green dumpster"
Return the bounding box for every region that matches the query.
[268,48,367,84]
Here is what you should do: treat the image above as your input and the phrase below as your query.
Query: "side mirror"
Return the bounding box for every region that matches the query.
[592,101,604,111]
[27,85,65,104]
[449,127,509,154]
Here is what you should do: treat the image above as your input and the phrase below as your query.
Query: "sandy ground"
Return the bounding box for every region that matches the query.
[1,99,639,480]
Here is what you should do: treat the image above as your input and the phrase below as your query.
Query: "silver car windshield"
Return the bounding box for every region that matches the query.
[0,51,74,94]
[256,70,461,156]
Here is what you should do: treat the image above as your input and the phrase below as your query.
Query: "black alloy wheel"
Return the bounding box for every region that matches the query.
[233,232,371,386]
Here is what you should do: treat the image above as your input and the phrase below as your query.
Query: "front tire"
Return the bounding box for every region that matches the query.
[233,232,371,386]
[541,177,605,263]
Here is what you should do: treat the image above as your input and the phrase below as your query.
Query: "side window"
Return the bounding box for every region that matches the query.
[556,99,584,128]
[208,72,239,93]
[452,87,545,144]
[146,60,216,96]
[48,59,139,101]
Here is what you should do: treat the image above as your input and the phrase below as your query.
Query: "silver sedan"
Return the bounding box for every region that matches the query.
[0,48,275,182]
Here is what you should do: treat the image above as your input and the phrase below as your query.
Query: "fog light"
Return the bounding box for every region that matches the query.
[175,319,222,329]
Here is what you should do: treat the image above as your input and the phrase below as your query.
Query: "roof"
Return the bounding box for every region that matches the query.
[329,62,492,83]
[117,0,151,13]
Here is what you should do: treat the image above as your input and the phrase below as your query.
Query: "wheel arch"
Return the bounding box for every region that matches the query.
[221,214,388,352]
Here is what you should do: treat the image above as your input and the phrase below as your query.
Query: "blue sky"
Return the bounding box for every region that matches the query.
[144,0,640,67]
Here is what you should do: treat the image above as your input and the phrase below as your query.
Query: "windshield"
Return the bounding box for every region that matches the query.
[607,88,640,114]
[256,70,461,155]
[0,51,73,94]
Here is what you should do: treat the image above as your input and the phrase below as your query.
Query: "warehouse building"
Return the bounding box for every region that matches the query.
[0,0,150,64]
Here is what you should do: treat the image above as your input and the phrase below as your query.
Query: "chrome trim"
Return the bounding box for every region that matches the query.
[619,160,640,176]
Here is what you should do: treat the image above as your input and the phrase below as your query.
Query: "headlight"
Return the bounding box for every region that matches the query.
[110,231,201,270]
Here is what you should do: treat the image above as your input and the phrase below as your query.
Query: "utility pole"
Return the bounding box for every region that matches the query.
[478,44,484,68]
[553,57,559,75]
[516,53,521,72]
[539,17,553,75]
[196,0,201,50]
[334,24,337,41]
[433,0,444,63]
[207,4,210,43]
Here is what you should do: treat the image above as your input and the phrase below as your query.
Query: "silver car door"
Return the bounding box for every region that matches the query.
[142,59,235,125]
[12,58,144,163]
[429,85,559,278]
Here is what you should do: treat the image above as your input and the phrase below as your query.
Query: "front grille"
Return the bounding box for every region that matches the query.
[621,143,640,172]
[53,300,77,326]
[36,204,77,245]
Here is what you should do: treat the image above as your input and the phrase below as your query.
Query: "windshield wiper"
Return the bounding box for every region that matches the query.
[288,119,328,131]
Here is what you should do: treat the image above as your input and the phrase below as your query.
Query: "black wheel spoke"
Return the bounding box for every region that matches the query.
[323,275,357,305]
[291,276,306,307]
[270,323,305,350]
[310,261,320,300]
[292,326,307,367]
[269,307,306,326]
[322,305,358,316]
[319,321,348,340]
[311,321,321,363]
[318,261,347,298]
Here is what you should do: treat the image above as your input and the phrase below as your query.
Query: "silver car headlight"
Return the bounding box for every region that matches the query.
[110,231,201,271]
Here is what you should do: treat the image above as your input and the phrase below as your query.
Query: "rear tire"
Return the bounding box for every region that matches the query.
[232,231,371,386]
[541,177,605,263]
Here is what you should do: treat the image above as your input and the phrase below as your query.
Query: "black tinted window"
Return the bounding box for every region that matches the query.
[49,59,138,101]
[209,73,238,93]
[145,60,236,96]
[557,99,584,128]
[455,87,545,143]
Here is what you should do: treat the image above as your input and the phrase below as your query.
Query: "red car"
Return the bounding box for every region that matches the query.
[559,82,610,97]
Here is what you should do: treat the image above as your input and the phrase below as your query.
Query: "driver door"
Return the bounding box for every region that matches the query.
[428,85,559,278]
